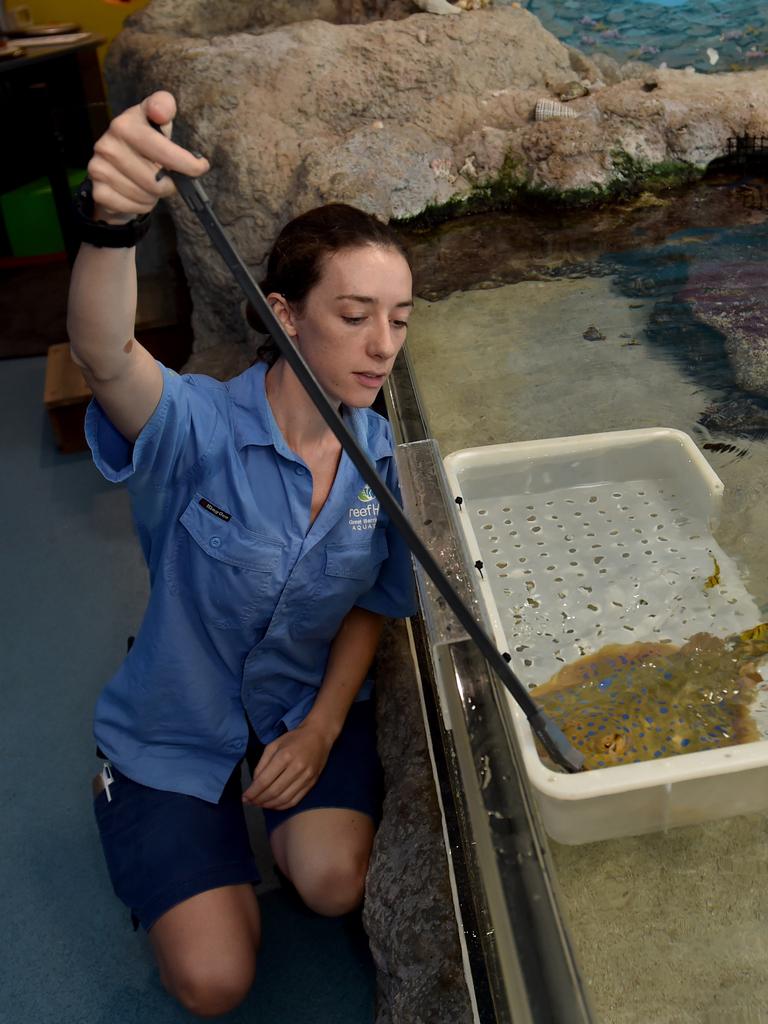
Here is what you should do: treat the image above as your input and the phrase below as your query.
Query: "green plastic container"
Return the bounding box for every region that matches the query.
[1,169,86,258]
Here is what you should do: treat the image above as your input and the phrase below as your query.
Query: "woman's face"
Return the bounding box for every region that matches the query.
[270,244,413,408]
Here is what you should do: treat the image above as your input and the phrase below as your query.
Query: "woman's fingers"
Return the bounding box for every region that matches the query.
[245,749,314,806]
[262,776,313,811]
[243,750,288,804]
[112,101,210,178]
[249,774,292,807]
[246,743,280,789]
[141,90,177,135]
[87,90,210,219]
[244,729,327,807]
[86,183,152,219]
[88,153,173,213]
[256,769,314,810]
[91,136,177,198]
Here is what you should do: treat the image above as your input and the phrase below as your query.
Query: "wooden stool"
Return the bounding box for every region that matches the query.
[43,342,92,453]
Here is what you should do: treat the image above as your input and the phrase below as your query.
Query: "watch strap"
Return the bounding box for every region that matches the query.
[72,178,153,248]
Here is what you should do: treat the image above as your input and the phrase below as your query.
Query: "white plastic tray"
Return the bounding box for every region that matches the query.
[444,428,768,844]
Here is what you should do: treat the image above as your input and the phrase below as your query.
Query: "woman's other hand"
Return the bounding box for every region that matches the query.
[87,90,210,224]
[242,722,335,811]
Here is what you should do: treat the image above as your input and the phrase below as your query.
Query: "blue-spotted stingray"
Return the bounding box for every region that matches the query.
[530,626,768,770]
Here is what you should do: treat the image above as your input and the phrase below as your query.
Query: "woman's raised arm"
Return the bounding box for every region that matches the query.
[66,91,209,442]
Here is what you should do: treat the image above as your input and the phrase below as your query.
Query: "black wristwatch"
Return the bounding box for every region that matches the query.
[72,178,154,248]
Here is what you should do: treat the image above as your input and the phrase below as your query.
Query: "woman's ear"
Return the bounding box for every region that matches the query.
[267,293,299,338]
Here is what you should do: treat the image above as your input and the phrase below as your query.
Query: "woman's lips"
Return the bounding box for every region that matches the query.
[353,371,386,389]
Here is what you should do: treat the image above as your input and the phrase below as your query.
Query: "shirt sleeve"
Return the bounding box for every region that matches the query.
[355,456,417,620]
[85,363,220,490]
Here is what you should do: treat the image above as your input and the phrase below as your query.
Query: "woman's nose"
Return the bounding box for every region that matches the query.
[368,317,398,359]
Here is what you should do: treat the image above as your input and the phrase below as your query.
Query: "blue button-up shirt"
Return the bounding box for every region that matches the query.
[86,360,416,802]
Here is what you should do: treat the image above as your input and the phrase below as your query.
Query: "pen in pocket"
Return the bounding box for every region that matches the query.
[91,761,115,802]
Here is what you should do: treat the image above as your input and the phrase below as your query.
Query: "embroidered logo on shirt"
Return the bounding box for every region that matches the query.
[199,498,232,522]
[348,487,380,531]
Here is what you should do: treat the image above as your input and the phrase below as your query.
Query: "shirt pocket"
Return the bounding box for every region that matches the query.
[171,494,283,630]
[295,529,389,640]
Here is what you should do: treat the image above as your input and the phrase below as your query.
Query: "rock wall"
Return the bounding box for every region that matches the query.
[126,0,418,37]
[365,621,473,1024]
[105,6,577,349]
[106,4,768,357]
[127,0,498,36]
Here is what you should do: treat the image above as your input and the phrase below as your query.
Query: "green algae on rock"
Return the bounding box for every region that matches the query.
[396,149,702,230]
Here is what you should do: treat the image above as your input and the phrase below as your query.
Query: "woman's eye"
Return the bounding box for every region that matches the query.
[392,320,409,330]
[342,315,365,324]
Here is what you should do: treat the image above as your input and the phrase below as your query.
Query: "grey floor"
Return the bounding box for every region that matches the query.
[1,355,375,1024]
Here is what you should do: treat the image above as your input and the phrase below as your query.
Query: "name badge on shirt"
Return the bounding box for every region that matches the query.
[199,497,232,522]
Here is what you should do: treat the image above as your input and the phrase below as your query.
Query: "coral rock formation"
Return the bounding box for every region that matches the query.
[108,3,768,360]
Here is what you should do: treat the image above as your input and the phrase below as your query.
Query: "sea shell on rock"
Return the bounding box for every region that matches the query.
[557,80,590,102]
[458,154,478,179]
[414,0,462,14]
[430,156,457,182]
[534,99,579,121]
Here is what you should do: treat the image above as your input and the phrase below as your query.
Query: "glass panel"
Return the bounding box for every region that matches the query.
[387,400,595,1023]
[402,169,768,1020]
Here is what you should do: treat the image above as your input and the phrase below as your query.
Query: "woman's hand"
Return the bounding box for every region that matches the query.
[242,721,335,811]
[87,90,210,224]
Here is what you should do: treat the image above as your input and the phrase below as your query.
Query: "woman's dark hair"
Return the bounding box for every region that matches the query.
[246,203,410,366]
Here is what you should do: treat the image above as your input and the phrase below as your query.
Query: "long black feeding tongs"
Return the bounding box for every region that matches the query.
[162,157,584,774]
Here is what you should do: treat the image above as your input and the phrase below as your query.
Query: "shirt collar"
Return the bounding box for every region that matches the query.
[228,361,272,450]
[227,360,393,462]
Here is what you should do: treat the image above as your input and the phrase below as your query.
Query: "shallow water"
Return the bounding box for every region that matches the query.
[403,183,768,1022]
[524,0,768,73]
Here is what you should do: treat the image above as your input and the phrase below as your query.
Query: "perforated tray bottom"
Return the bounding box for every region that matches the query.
[466,479,768,737]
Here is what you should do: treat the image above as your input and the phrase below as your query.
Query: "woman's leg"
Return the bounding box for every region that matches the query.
[270,808,375,917]
[149,883,261,1018]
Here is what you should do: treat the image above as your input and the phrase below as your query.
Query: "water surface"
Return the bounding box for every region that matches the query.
[525,0,768,73]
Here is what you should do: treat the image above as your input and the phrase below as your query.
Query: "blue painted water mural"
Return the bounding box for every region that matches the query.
[525,0,768,73]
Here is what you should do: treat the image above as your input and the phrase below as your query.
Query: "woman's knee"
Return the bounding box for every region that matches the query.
[293,853,369,917]
[165,958,257,1018]
[149,883,261,1016]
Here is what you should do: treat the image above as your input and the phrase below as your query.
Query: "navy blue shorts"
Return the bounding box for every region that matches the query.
[93,700,383,931]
